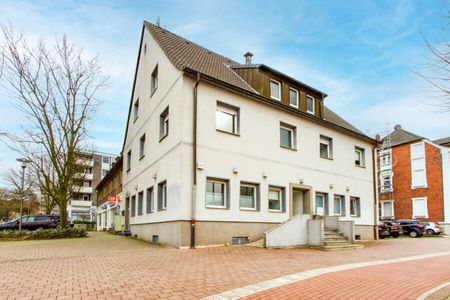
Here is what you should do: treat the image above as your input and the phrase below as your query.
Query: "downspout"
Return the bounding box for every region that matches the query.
[372,144,379,240]
[191,72,201,249]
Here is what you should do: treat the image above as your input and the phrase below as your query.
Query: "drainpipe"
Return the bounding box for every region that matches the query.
[372,145,379,240]
[191,72,201,249]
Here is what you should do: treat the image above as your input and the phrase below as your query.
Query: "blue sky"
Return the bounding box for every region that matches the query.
[0,0,448,173]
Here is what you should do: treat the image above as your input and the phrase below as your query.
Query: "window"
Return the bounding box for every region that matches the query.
[240,183,258,210]
[146,187,154,213]
[139,134,146,159]
[280,123,296,149]
[412,197,428,218]
[333,195,345,216]
[380,201,394,218]
[102,156,110,164]
[350,197,360,217]
[306,95,315,114]
[289,88,299,108]
[355,147,365,167]
[268,186,284,212]
[216,102,239,134]
[206,179,228,208]
[315,193,326,216]
[133,98,139,121]
[380,150,392,167]
[151,65,158,95]
[411,142,427,188]
[381,173,393,193]
[270,79,281,100]
[131,195,136,217]
[158,181,167,210]
[159,107,169,140]
[320,135,333,159]
[137,191,143,216]
[126,150,131,172]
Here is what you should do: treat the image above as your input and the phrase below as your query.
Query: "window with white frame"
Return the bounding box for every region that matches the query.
[216,102,239,134]
[412,197,428,218]
[206,178,227,208]
[320,135,333,159]
[240,183,258,210]
[380,201,394,218]
[315,193,326,216]
[289,88,299,108]
[306,95,315,114]
[133,98,139,121]
[146,187,154,214]
[158,181,167,210]
[380,173,393,193]
[380,149,392,167]
[159,106,169,140]
[280,123,296,149]
[139,134,146,159]
[350,197,360,217]
[334,195,345,216]
[270,79,281,100]
[268,186,283,212]
[151,64,158,95]
[126,150,131,172]
[131,195,136,217]
[411,142,427,188]
[355,147,365,167]
[137,191,143,216]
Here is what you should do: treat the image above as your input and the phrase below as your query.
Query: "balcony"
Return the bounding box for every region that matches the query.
[74,186,93,194]
[74,173,94,181]
[71,200,93,207]
[76,158,95,167]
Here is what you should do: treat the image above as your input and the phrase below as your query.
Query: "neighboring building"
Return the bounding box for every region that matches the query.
[67,152,117,222]
[377,125,450,231]
[95,156,123,231]
[121,21,377,248]
[434,137,450,148]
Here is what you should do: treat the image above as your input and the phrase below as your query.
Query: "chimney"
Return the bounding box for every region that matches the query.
[394,124,402,131]
[244,52,253,65]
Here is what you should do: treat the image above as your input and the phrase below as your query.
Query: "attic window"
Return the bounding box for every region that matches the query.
[306,95,315,114]
[270,79,281,101]
[151,65,158,96]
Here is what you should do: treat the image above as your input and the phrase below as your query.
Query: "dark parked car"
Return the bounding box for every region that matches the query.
[382,221,400,238]
[0,215,60,231]
[378,223,391,239]
[396,220,424,238]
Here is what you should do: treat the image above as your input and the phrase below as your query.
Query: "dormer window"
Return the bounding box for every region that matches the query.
[270,79,281,101]
[306,95,315,114]
[289,88,299,108]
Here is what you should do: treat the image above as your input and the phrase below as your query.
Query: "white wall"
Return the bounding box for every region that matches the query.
[441,147,450,223]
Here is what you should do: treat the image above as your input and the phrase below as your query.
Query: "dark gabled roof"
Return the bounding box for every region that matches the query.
[384,128,424,147]
[433,136,450,146]
[138,21,373,144]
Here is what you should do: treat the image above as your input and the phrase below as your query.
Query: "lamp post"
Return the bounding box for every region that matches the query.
[16,158,31,231]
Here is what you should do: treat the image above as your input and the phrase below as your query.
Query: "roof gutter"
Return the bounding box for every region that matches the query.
[183,67,376,145]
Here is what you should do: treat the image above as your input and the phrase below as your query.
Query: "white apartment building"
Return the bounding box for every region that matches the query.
[121,22,377,248]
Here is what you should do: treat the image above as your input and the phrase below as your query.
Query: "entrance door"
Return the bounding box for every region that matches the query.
[315,193,325,216]
[292,188,311,216]
[124,197,130,231]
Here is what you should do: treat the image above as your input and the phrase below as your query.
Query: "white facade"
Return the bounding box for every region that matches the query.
[121,28,376,246]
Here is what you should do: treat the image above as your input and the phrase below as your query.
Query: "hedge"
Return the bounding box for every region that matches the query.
[0,227,87,241]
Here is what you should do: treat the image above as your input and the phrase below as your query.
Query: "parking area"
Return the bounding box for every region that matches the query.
[0,232,449,299]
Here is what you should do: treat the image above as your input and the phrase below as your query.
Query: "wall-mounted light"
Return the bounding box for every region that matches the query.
[262,172,268,179]
[197,162,205,170]
[134,185,138,191]
[299,179,304,184]
[329,184,334,189]
[152,173,157,180]
[233,168,239,174]
[346,186,350,192]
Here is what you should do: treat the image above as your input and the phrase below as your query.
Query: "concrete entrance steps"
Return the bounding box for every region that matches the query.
[247,238,265,248]
[322,229,363,251]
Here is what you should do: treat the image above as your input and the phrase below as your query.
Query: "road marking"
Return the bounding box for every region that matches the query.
[203,251,450,300]
[416,281,450,300]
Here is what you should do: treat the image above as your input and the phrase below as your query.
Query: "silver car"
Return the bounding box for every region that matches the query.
[423,222,442,235]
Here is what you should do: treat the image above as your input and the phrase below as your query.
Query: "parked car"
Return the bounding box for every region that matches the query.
[382,221,400,238]
[396,220,424,238]
[378,223,391,239]
[423,222,442,235]
[0,215,60,231]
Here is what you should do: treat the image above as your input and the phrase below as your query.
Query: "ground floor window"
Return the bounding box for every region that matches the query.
[334,195,345,216]
[206,178,227,208]
[268,186,283,212]
[137,191,143,215]
[240,183,258,210]
[350,197,360,217]
[131,195,136,217]
[380,201,394,218]
[412,197,428,218]
[315,193,326,216]
[158,181,167,210]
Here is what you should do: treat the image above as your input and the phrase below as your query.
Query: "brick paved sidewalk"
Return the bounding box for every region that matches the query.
[0,232,449,299]
[244,255,450,300]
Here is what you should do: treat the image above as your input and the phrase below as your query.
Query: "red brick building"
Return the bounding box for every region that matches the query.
[378,126,450,230]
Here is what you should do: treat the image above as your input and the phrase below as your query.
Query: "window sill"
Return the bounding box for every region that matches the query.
[139,155,145,161]
[216,129,240,137]
[320,156,333,160]
[126,169,130,173]
[159,134,168,142]
[355,164,366,169]
[240,207,257,211]
[268,209,283,213]
[133,117,138,123]
[271,96,281,101]
[157,208,167,211]
[150,88,157,98]
[290,104,299,109]
[411,185,428,189]
[306,110,315,115]
[206,205,228,210]
[280,145,297,151]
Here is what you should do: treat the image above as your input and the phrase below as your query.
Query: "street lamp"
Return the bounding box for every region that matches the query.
[16,158,32,231]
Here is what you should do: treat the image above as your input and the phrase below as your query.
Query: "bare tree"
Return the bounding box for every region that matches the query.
[0,25,108,227]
